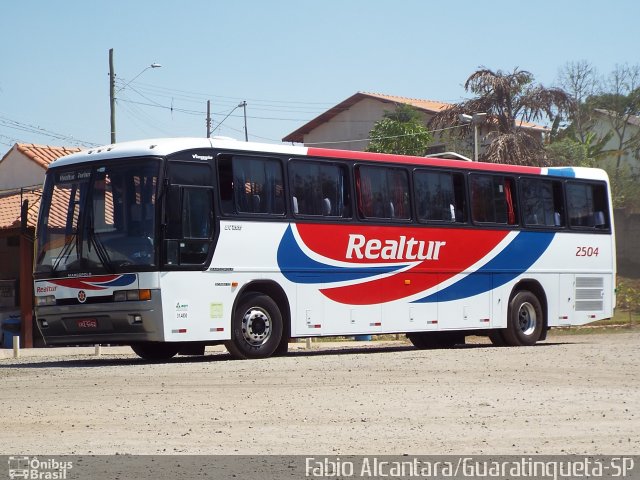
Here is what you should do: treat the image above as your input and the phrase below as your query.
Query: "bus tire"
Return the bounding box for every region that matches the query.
[488,330,507,346]
[273,336,289,356]
[225,294,283,360]
[131,342,180,361]
[502,290,543,346]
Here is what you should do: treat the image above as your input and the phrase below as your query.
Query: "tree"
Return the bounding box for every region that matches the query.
[554,62,640,211]
[366,105,432,156]
[429,67,573,166]
[557,60,599,144]
[588,63,640,177]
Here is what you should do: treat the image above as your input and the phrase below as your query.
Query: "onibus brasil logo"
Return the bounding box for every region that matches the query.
[8,457,72,479]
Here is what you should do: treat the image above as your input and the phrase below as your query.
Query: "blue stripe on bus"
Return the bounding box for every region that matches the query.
[547,167,576,178]
[413,231,555,303]
[94,274,137,287]
[277,225,405,284]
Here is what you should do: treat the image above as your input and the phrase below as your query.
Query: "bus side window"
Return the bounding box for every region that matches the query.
[356,165,409,221]
[231,156,284,215]
[566,182,609,229]
[521,178,564,228]
[414,170,467,223]
[470,174,517,225]
[289,160,350,218]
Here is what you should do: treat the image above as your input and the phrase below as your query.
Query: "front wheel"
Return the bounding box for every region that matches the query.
[131,342,180,361]
[502,290,543,346]
[225,294,283,359]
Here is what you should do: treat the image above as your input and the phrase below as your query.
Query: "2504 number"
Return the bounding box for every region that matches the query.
[576,246,599,257]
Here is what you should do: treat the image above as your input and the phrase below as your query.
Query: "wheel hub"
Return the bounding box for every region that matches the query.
[518,302,537,336]
[241,307,272,346]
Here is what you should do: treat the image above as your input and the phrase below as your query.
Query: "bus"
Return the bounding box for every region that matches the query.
[33,137,616,359]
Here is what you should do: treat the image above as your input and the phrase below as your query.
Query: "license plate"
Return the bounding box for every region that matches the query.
[77,319,98,329]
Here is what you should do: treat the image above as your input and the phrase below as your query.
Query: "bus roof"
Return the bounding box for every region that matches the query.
[49,137,609,182]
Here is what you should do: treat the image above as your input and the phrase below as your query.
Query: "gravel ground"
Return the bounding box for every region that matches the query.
[0,331,638,455]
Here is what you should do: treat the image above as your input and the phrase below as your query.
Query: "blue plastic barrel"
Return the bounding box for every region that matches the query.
[1,316,21,348]
[354,334,372,341]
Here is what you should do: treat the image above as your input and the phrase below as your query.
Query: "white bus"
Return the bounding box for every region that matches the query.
[33,137,616,359]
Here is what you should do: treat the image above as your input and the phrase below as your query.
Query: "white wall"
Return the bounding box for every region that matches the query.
[302,98,435,151]
[592,114,640,173]
[0,149,46,191]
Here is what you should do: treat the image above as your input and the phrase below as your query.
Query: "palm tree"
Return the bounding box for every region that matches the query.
[429,68,573,166]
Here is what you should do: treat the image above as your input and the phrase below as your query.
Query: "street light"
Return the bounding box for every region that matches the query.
[115,63,162,95]
[459,112,487,161]
[213,101,248,141]
[109,48,162,144]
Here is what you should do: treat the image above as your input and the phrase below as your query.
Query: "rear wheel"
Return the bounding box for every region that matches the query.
[225,294,283,359]
[131,342,180,361]
[273,336,289,356]
[488,330,507,346]
[502,290,543,346]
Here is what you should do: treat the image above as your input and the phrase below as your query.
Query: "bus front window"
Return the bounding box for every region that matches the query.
[35,159,161,275]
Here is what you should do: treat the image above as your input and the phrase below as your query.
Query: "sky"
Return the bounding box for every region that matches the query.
[1,0,639,159]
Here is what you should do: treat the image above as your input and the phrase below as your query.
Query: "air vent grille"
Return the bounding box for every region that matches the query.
[575,276,604,312]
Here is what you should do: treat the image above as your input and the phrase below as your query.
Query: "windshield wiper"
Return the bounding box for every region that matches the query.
[87,215,114,273]
[50,231,80,272]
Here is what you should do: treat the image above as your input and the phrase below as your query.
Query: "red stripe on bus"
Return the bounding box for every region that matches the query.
[306,147,543,175]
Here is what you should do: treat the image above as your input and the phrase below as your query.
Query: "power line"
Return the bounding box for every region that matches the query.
[116,97,315,123]
[121,79,339,107]
[303,124,468,146]
[0,115,101,147]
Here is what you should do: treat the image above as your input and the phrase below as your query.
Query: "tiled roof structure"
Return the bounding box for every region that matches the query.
[0,144,81,230]
[11,143,82,168]
[0,189,42,230]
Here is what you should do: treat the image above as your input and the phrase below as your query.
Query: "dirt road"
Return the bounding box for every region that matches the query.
[0,332,638,455]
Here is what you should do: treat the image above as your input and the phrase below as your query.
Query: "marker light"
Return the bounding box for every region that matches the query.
[114,289,152,302]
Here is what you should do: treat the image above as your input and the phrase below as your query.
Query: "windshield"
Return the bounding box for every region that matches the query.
[35,159,160,275]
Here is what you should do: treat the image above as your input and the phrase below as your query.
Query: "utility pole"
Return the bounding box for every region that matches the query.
[240,101,248,141]
[206,100,211,138]
[109,48,116,144]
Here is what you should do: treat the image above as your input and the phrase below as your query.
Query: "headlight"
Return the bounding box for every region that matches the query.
[35,295,56,306]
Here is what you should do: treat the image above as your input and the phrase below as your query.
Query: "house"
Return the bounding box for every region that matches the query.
[282,92,548,154]
[0,143,81,191]
[591,109,640,173]
[0,143,81,348]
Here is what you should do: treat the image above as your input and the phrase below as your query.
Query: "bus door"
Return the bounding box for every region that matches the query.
[162,158,216,267]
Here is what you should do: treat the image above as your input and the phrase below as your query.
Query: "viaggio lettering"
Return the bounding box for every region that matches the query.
[346,234,446,261]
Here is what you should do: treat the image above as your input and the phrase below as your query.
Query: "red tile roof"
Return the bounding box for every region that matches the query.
[0,189,42,230]
[7,143,82,169]
[0,186,74,231]
[0,143,82,230]
[283,92,450,143]
[363,92,452,113]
